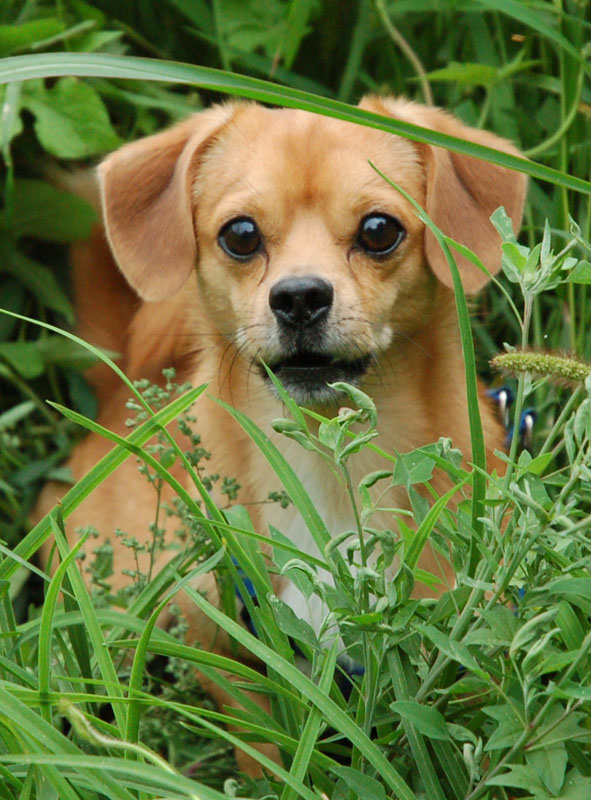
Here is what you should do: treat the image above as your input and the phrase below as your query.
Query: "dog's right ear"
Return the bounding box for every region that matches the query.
[99,104,236,301]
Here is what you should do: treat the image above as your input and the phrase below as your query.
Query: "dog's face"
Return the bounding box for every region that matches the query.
[192,107,432,403]
[99,98,526,404]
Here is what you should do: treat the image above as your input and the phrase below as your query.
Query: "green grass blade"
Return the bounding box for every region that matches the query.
[0,754,226,799]
[51,514,127,735]
[280,640,338,800]
[124,548,226,748]
[0,687,136,800]
[388,649,447,800]
[0,53,588,194]
[37,517,88,724]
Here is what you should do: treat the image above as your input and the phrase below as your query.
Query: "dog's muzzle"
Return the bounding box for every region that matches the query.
[263,274,371,403]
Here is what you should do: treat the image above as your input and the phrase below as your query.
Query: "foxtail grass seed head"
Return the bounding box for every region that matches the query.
[491,351,591,386]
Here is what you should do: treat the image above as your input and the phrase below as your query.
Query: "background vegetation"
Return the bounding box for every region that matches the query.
[1,1,591,798]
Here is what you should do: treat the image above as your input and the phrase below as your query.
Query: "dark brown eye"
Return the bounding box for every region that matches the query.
[218,217,261,259]
[357,213,405,255]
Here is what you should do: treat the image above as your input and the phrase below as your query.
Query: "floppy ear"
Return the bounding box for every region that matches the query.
[98,104,237,301]
[359,96,527,294]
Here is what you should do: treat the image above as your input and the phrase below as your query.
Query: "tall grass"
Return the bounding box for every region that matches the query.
[1,1,591,798]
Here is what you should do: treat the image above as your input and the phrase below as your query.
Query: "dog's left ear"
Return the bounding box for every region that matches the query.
[98,104,238,301]
[359,97,527,294]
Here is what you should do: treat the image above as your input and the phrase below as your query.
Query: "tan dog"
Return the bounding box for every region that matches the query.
[36,96,526,772]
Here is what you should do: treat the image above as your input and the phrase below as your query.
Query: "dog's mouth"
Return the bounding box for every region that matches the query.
[262,350,372,403]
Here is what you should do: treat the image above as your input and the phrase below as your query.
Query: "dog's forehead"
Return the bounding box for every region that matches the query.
[195,104,424,212]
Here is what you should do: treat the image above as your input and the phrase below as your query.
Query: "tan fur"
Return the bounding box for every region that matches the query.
[34,97,526,774]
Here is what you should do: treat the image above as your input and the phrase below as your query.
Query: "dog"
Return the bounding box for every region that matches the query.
[35,96,526,773]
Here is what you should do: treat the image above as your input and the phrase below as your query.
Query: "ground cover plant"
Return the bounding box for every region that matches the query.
[1,0,591,798]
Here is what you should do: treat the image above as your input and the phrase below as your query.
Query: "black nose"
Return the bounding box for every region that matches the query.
[269,275,334,328]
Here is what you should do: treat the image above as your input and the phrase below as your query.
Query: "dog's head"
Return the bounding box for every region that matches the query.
[99,98,526,405]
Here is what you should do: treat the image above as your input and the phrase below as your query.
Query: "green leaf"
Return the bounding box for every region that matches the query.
[520,451,554,476]
[5,179,96,242]
[390,701,450,741]
[1,246,74,322]
[392,450,435,489]
[332,766,388,800]
[0,341,44,378]
[0,19,64,57]
[566,261,591,284]
[22,77,121,158]
[423,62,500,86]
[487,764,548,793]
[419,624,489,680]
[561,769,591,799]
[36,336,108,370]
[267,593,319,649]
[491,206,518,243]
[482,703,524,751]
[526,744,568,795]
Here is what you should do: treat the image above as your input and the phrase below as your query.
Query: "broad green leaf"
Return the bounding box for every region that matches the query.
[332,766,388,800]
[392,450,435,488]
[482,703,524,751]
[267,593,319,649]
[0,341,44,378]
[36,336,107,371]
[561,769,591,800]
[390,701,450,741]
[486,763,548,793]
[567,261,591,284]
[22,77,121,158]
[1,246,74,322]
[0,19,64,57]
[4,179,96,242]
[526,744,568,795]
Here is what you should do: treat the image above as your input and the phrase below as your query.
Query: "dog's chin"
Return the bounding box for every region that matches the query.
[262,351,372,406]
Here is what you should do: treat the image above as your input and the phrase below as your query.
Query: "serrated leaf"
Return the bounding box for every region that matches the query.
[4,179,96,242]
[22,77,121,158]
[390,701,451,741]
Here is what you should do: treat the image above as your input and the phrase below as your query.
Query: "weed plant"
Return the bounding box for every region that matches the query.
[1,1,591,799]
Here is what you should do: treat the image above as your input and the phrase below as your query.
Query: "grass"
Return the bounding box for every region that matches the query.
[1,1,591,798]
